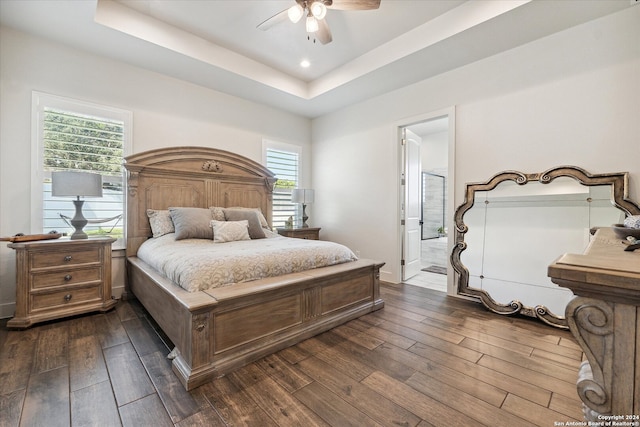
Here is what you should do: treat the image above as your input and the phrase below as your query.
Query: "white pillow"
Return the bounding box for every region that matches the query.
[211,220,251,243]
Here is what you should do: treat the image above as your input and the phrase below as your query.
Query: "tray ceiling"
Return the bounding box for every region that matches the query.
[0,0,633,117]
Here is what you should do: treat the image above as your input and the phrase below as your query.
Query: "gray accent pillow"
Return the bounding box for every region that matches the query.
[169,207,214,240]
[223,208,266,239]
[226,206,270,230]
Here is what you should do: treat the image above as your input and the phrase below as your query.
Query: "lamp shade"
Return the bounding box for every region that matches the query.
[52,171,103,198]
[292,188,314,204]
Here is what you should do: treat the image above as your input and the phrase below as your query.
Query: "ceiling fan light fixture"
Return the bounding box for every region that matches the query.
[306,15,319,33]
[309,2,327,20]
[287,4,304,23]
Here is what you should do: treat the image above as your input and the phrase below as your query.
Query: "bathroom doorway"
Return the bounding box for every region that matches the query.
[401,115,450,292]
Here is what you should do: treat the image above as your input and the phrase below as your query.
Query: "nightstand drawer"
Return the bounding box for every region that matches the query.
[31,285,102,312]
[31,266,102,289]
[292,230,318,239]
[31,248,101,269]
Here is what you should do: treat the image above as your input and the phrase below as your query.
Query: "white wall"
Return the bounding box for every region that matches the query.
[311,7,640,285]
[0,26,311,317]
[421,131,448,172]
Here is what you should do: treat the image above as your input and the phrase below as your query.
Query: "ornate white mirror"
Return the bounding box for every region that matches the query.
[451,166,640,328]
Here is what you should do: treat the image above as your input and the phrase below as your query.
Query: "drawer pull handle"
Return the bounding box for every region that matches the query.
[64,255,72,262]
[64,274,72,281]
[64,294,72,302]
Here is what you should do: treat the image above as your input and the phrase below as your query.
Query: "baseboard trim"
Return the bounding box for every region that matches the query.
[0,302,15,320]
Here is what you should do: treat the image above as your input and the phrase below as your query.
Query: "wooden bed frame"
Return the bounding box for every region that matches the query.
[123,147,384,390]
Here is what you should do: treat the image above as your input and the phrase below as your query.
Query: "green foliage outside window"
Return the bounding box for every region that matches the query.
[43,109,123,175]
[275,179,296,189]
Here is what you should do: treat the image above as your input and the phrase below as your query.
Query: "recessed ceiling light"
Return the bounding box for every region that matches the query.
[300,60,311,68]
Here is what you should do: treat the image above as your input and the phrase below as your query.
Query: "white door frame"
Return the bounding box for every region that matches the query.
[395,107,456,294]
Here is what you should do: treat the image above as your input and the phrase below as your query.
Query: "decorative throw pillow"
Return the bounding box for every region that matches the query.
[146,209,174,237]
[211,220,251,243]
[227,206,270,230]
[223,208,266,239]
[209,206,226,222]
[169,207,214,240]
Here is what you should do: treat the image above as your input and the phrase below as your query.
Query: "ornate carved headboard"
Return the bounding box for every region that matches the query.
[123,147,276,256]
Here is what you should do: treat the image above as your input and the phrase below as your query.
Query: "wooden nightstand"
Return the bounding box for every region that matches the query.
[276,227,321,240]
[7,237,117,328]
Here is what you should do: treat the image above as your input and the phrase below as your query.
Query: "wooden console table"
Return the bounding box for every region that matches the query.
[548,227,640,420]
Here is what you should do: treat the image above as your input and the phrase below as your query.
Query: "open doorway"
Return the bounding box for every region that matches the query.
[401,115,451,293]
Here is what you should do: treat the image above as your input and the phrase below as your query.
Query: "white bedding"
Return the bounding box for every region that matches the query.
[136,232,358,292]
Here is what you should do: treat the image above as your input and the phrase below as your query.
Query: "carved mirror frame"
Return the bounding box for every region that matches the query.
[451,166,640,328]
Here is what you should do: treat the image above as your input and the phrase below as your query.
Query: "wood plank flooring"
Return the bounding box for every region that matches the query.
[0,283,585,427]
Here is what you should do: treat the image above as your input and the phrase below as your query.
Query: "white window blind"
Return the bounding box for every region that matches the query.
[266,147,300,227]
[33,93,131,248]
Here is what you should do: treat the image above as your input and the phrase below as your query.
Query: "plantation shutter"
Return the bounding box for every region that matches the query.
[266,148,299,227]
[42,107,125,238]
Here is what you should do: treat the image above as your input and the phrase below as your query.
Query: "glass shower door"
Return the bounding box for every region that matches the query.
[422,172,445,240]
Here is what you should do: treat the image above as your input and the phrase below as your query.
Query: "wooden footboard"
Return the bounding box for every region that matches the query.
[127,257,384,390]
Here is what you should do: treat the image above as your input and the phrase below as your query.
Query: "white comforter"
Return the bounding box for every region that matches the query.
[136,232,357,292]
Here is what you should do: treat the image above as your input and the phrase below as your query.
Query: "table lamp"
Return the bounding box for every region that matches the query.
[51,171,103,239]
[291,188,314,228]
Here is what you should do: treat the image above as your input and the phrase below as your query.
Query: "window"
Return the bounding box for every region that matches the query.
[32,92,132,248]
[263,140,301,228]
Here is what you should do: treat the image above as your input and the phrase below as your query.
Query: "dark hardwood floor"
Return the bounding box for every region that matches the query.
[0,283,585,427]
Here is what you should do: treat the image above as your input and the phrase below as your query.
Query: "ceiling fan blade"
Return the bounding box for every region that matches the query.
[257,8,289,31]
[328,0,381,11]
[316,18,332,44]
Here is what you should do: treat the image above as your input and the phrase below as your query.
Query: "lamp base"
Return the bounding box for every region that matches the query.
[301,204,309,228]
[70,199,89,239]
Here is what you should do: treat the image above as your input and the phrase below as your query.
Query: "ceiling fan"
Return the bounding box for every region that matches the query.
[257,0,381,45]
